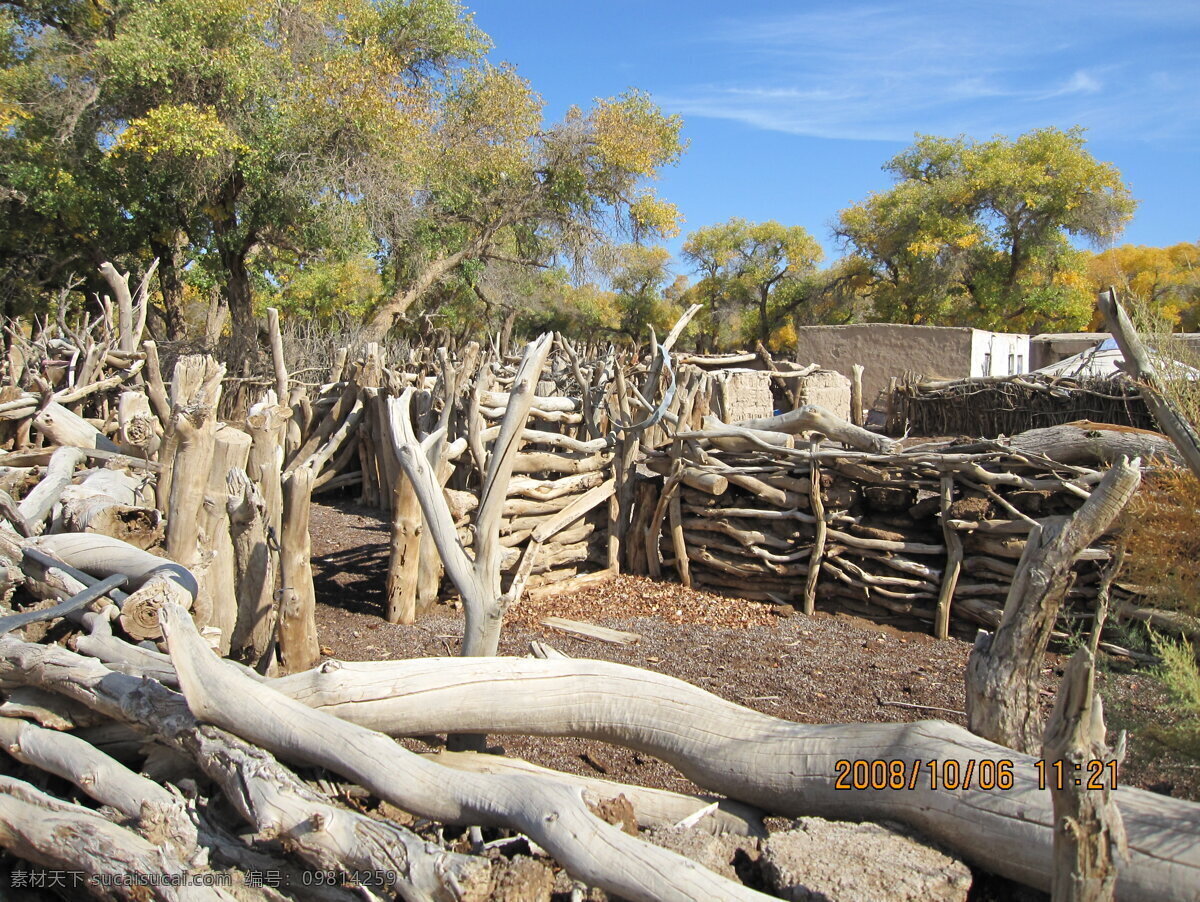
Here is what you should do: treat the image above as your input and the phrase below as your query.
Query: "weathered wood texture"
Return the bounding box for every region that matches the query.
[965,457,1141,753]
[270,655,1200,901]
[160,604,776,902]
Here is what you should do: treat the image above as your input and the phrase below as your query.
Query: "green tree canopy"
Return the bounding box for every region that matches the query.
[359,74,686,341]
[604,243,680,341]
[836,127,1136,332]
[0,0,487,345]
[682,218,822,349]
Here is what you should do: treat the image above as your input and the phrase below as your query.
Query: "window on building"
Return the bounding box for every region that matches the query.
[1017,354,1024,372]
[1008,352,1015,374]
[982,353,991,376]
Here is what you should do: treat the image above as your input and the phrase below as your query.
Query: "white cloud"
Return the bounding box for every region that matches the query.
[657,1,1198,144]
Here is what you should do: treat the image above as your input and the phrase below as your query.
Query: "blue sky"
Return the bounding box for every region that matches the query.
[470,1,1200,273]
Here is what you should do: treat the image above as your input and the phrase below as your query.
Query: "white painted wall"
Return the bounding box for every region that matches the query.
[970,330,1031,377]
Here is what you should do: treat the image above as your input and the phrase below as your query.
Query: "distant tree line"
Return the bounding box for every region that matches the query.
[1,2,1193,352]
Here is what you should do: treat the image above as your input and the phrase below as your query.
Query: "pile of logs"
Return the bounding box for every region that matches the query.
[892,372,1155,437]
[641,411,1184,647]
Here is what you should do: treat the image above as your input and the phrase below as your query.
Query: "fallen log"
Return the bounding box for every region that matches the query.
[270,655,1200,900]
[731,404,897,453]
[429,750,766,837]
[0,776,221,902]
[27,532,196,640]
[159,604,776,902]
[0,636,481,902]
[33,401,120,452]
[59,467,161,549]
[16,445,86,533]
[0,717,197,853]
[998,422,1179,467]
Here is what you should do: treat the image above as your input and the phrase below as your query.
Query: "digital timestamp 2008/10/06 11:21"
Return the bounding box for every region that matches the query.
[833,758,1119,792]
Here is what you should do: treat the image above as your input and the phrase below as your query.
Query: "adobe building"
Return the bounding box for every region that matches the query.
[792,324,1031,409]
[1031,332,1200,370]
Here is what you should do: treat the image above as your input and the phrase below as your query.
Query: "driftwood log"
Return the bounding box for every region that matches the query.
[158,603,776,902]
[0,635,486,902]
[270,655,1200,900]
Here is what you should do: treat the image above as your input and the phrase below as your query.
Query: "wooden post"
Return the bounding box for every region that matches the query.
[935,474,963,640]
[357,343,384,509]
[668,482,690,589]
[277,466,318,672]
[265,307,288,402]
[245,391,288,543]
[801,440,826,616]
[386,467,422,625]
[227,468,276,668]
[163,355,224,625]
[140,340,171,428]
[201,423,252,653]
[607,363,639,574]
[850,363,865,427]
[1043,647,1126,902]
[98,262,135,355]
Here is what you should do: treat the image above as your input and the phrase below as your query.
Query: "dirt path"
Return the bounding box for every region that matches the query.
[309,497,1198,802]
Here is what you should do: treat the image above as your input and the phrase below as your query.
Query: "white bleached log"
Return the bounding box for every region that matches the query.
[16,445,86,532]
[33,402,120,452]
[270,655,1200,901]
[731,404,897,453]
[158,603,775,902]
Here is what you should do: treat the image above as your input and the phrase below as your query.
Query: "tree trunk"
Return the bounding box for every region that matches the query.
[214,210,257,361]
[362,247,474,342]
[965,457,1141,753]
[150,236,187,340]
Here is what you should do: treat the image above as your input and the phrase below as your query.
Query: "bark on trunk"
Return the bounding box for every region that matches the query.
[150,236,187,340]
